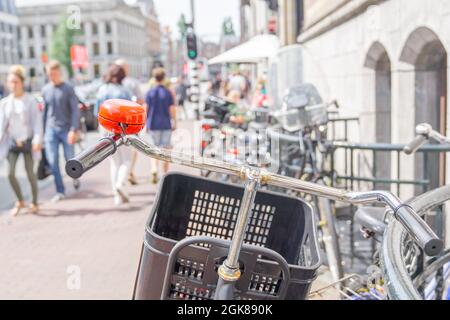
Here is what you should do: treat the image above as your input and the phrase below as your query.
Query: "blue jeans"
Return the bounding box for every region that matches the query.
[45,127,74,194]
[148,130,172,148]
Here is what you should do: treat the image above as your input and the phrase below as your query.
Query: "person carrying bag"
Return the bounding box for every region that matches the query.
[0,65,43,216]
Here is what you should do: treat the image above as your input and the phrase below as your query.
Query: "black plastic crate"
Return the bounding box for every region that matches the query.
[133,173,321,300]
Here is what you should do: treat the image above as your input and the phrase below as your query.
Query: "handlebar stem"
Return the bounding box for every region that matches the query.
[218,168,261,281]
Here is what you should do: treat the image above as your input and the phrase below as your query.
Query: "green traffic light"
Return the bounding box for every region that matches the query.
[188,50,197,58]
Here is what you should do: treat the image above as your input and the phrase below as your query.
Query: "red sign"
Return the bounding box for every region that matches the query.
[70,45,89,69]
[41,52,48,64]
[268,17,277,34]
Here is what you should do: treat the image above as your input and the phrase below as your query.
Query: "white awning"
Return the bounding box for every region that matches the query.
[208,35,280,65]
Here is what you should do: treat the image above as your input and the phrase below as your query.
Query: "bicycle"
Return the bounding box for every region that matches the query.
[382,123,450,299]
[65,99,442,300]
[268,100,345,284]
[340,123,450,300]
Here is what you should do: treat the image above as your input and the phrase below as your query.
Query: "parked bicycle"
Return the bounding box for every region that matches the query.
[384,123,450,299]
[65,99,442,300]
[334,123,450,300]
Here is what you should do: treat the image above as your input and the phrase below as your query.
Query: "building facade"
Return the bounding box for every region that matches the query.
[240,0,303,46]
[159,25,175,77]
[0,0,19,86]
[299,0,450,193]
[16,0,153,89]
[144,0,161,63]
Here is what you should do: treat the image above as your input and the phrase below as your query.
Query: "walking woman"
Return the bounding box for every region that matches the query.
[0,65,43,216]
[96,64,133,206]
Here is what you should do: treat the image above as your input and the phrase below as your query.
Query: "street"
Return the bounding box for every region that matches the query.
[0,121,197,299]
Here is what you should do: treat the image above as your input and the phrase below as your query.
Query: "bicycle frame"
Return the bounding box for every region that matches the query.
[66,101,443,300]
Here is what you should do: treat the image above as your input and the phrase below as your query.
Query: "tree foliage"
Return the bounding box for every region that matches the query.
[49,14,81,78]
[177,13,188,38]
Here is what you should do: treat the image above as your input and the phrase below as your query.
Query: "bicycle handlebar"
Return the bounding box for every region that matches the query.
[404,123,450,155]
[403,134,428,155]
[66,133,443,256]
[66,135,122,179]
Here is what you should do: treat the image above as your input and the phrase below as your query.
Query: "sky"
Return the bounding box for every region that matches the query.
[153,0,240,42]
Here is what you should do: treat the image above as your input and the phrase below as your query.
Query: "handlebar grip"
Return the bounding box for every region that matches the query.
[65,136,121,179]
[403,135,428,155]
[395,205,443,256]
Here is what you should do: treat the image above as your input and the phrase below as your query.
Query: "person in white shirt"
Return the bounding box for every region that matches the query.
[227,71,247,97]
[114,59,143,186]
[0,65,43,216]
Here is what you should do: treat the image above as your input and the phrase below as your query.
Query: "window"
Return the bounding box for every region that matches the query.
[41,25,46,38]
[105,22,111,34]
[42,45,46,53]
[107,41,113,55]
[92,23,98,35]
[6,0,14,14]
[0,23,4,33]
[80,22,85,34]
[29,46,35,59]
[93,42,99,55]
[94,64,100,78]
[28,26,33,39]
[30,67,36,78]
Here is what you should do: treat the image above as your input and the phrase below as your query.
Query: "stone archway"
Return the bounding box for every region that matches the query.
[364,42,392,189]
[400,27,447,191]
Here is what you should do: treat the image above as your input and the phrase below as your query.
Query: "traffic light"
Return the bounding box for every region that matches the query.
[186,31,198,60]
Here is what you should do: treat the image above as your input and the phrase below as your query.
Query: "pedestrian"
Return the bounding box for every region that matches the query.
[42,60,81,203]
[114,59,144,104]
[114,59,144,186]
[175,76,188,120]
[251,77,268,107]
[145,68,177,184]
[96,64,133,206]
[209,73,223,96]
[227,68,247,99]
[0,65,43,216]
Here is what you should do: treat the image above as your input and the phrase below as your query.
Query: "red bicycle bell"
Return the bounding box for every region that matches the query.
[98,99,146,135]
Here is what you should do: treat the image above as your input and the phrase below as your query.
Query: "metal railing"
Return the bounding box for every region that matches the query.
[328,116,360,142]
[330,141,450,197]
[327,141,450,268]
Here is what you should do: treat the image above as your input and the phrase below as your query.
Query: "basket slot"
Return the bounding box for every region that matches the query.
[175,258,205,281]
[248,273,281,295]
[170,283,213,300]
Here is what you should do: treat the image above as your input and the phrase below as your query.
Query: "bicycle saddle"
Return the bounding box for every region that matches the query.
[98,99,146,135]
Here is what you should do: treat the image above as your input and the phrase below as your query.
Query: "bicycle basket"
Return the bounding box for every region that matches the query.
[304,103,328,127]
[133,173,321,300]
[273,103,328,132]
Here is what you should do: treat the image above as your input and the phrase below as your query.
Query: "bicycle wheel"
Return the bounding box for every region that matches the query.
[381,185,450,300]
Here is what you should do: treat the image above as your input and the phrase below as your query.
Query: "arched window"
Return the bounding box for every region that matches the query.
[364,42,392,190]
[400,27,447,190]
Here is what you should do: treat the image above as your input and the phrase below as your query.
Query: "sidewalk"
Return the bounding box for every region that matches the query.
[0,122,198,299]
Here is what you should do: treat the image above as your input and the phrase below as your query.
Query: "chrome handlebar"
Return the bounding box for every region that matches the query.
[66,133,443,257]
[404,123,450,155]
